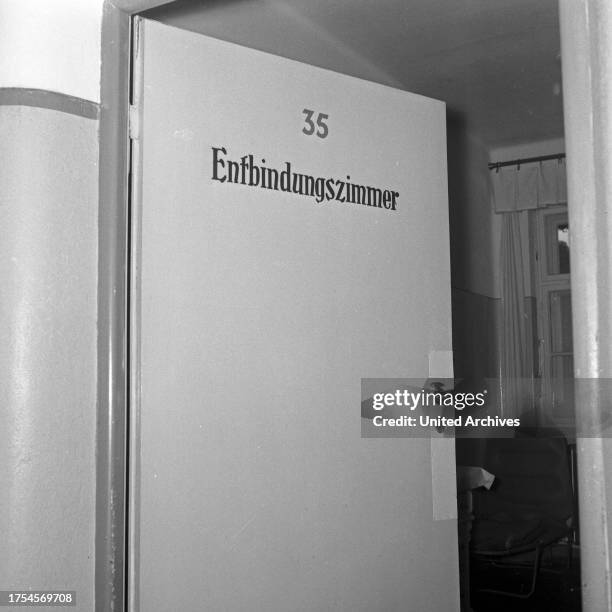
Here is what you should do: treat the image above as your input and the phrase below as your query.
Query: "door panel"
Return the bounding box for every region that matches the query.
[131,18,458,611]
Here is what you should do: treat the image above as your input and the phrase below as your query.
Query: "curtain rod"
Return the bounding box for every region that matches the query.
[488,152,565,171]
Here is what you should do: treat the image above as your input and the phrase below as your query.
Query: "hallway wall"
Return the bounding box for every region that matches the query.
[446,121,500,382]
[0,103,99,610]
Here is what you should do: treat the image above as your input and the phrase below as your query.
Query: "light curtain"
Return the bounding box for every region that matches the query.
[499,213,530,417]
[493,156,566,417]
[491,157,567,212]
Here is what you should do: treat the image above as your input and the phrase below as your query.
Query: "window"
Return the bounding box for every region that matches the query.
[535,206,574,427]
[544,213,570,275]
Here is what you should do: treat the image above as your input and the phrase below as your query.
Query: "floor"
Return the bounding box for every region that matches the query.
[470,544,581,612]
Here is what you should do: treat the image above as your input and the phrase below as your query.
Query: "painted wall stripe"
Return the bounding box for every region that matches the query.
[0,87,100,119]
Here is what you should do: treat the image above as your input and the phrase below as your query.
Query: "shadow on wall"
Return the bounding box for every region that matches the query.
[445,110,499,382]
[446,111,500,467]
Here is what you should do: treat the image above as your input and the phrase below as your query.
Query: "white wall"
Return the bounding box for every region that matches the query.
[0,4,104,609]
[489,137,565,163]
[0,105,99,611]
[0,0,103,102]
[446,125,496,298]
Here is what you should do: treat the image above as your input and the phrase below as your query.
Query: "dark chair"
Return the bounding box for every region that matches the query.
[470,434,575,598]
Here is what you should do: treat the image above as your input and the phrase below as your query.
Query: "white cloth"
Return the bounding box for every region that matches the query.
[491,157,566,212]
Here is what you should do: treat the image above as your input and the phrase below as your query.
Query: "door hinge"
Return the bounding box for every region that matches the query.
[128,104,140,140]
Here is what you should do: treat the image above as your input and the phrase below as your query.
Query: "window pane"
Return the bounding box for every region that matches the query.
[545,214,570,274]
[557,224,570,273]
[550,289,573,352]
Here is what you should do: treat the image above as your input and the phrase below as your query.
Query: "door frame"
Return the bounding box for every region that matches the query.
[96,1,612,610]
[96,4,170,612]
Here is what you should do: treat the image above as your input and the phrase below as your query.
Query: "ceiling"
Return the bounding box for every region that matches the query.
[144,0,564,148]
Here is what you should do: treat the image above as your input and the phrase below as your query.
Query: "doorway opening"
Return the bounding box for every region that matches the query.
[131,1,579,610]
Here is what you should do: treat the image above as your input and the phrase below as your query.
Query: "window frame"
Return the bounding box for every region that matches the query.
[533,204,574,427]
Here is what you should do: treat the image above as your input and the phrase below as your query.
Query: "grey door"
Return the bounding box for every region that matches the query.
[130,17,459,611]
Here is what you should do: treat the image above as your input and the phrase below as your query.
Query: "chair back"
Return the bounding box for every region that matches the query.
[473,435,574,526]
